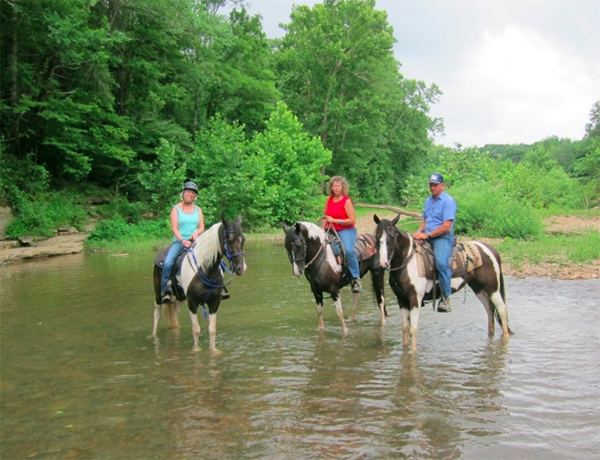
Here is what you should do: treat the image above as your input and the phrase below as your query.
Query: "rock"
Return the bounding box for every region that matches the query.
[0,234,88,263]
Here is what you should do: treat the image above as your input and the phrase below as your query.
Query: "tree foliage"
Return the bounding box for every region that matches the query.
[274,0,442,201]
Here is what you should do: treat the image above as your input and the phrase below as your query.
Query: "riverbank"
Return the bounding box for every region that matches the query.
[1,214,598,280]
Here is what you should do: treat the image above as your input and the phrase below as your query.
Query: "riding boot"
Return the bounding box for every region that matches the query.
[351,278,362,293]
[437,296,451,312]
[221,286,230,300]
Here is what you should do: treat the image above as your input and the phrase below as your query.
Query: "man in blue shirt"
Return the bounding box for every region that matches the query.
[414,173,457,312]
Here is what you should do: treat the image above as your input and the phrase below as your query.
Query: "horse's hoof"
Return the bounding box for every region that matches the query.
[211,349,223,356]
[192,346,201,352]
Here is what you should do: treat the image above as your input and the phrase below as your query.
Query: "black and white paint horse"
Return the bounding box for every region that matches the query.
[153,215,246,352]
[282,221,385,333]
[374,214,511,351]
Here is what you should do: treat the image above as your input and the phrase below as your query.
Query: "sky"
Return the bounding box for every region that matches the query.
[234,0,600,148]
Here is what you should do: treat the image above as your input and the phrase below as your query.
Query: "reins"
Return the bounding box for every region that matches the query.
[386,227,416,272]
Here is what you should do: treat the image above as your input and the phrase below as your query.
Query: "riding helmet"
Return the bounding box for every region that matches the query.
[182,181,198,193]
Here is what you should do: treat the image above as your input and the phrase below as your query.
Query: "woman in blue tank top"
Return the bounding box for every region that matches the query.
[161,181,205,303]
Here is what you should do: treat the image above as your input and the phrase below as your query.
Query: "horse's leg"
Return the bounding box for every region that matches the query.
[350,292,360,321]
[473,290,496,335]
[313,290,325,330]
[188,310,201,352]
[408,306,421,352]
[333,294,348,335]
[208,313,222,355]
[400,308,410,347]
[152,301,161,336]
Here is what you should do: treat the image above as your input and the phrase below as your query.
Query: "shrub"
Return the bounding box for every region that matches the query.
[87,217,170,243]
[4,192,88,238]
[452,184,542,239]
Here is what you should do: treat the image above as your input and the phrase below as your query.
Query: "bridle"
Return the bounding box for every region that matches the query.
[381,225,416,273]
[286,233,326,275]
[223,228,244,266]
[184,225,245,287]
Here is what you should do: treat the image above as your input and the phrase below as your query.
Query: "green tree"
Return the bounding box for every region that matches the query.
[0,0,133,185]
[274,0,441,201]
[251,102,332,224]
[138,139,188,217]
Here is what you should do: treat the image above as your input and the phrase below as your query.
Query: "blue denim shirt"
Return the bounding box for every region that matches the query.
[423,191,457,234]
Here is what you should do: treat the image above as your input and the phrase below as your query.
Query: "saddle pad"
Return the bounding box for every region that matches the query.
[355,233,377,262]
[154,246,170,268]
[416,241,484,279]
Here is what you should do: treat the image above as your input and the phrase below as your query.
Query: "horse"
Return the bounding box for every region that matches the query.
[373,214,511,351]
[282,221,386,333]
[152,215,246,352]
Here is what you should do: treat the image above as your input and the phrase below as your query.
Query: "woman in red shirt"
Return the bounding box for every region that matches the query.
[322,176,362,293]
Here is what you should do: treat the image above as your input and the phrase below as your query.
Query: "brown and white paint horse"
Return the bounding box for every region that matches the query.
[282,221,386,333]
[153,215,246,352]
[374,214,511,351]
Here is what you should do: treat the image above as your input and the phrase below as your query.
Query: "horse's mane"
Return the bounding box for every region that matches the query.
[191,222,222,269]
[298,221,326,243]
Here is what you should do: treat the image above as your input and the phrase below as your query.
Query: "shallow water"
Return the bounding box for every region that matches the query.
[1,243,599,459]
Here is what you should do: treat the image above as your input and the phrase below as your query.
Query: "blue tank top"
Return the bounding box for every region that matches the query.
[173,205,199,242]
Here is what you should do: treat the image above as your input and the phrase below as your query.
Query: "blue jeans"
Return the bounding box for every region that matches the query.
[430,233,454,297]
[338,227,360,278]
[161,241,185,296]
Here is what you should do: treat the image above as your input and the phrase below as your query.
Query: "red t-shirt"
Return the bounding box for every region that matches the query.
[325,195,355,231]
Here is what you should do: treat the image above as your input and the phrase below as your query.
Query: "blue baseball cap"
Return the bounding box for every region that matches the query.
[428,173,444,184]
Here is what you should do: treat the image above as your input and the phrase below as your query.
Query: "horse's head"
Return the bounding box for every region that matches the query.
[282,222,307,277]
[373,213,403,270]
[221,214,246,276]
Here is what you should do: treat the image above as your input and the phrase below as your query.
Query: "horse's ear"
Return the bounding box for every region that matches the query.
[391,214,400,226]
[294,222,303,235]
[373,214,380,224]
[282,222,289,233]
[236,214,242,225]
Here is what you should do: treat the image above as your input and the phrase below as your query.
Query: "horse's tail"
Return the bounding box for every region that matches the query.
[165,303,180,329]
[371,265,388,317]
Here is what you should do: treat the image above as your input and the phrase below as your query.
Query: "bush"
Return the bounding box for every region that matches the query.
[4,192,88,238]
[87,217,170,243]
[452,184,542,239]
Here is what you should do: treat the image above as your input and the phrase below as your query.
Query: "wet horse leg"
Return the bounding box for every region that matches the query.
[408,306,421,352]
[152,301,161,336]
[400,308,410,347]
[333,294,348,334]
[208,313,222,354]
[313,290,325,330]
[473,291,496,335]
[188,310,201,352]
[350,292,360,321]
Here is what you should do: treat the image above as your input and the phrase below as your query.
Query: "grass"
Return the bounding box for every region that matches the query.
[496,231,600,270]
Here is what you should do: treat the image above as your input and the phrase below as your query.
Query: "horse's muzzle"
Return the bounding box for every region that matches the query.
[293,263,303,278]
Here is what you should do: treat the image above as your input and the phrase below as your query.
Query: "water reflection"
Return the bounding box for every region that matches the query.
[1,247,599,459]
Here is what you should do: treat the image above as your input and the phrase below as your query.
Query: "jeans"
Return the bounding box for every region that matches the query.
[338,227,360,278]
[430,232,454,297]
[161,240,185,296]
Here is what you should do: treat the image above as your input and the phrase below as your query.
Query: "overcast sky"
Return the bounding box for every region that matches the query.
[236,0,599,148]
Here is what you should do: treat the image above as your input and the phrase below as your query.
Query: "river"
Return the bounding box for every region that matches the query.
[1,242,598,459]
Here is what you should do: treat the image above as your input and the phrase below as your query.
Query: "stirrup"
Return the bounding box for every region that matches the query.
[351,278,362,293]
[437,297,451,313]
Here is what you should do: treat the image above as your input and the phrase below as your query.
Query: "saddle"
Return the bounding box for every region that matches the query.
[415,240,484,280]
[154,246,189,300]
[328,233,377,280]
